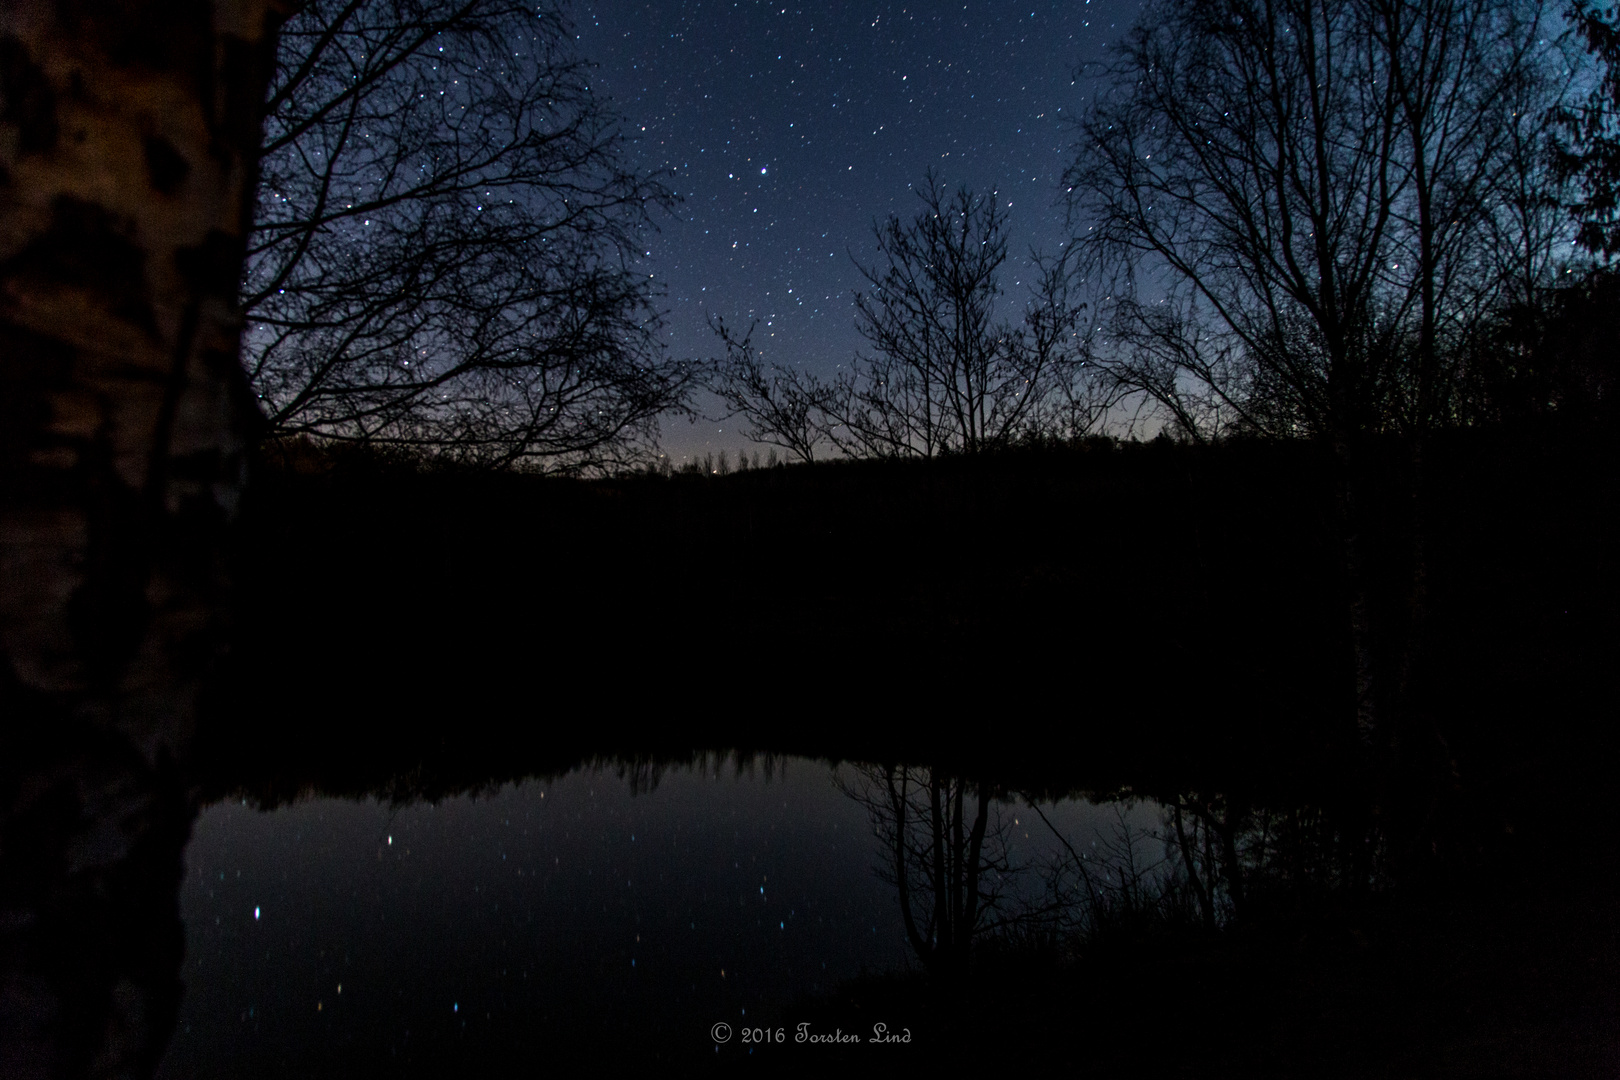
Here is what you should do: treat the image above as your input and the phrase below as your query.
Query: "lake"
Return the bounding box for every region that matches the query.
[157,755,1151,1076]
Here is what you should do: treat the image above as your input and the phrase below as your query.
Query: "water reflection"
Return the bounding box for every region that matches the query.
[841,767,1018,974]
[840,765,1237,975]
[3,740,1397,1076]
[155,755,1145,1075]
[162,756,882,1074]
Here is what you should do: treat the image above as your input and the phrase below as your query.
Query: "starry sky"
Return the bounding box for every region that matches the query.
[571,0,1145,462]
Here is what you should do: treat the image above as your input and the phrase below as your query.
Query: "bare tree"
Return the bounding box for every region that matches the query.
[839,174,1096,457]
[1068,0,1574,443]
[706,314,847,463]
[244,0,698,470]
[1065,0,1575,742]
[1372,0,1578,429]
[707,173,1109,460]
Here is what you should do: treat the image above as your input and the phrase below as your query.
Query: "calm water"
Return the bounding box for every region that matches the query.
[157,756,1140,1076]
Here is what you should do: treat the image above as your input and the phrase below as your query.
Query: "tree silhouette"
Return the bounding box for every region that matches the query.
[707,313,842,463]
[1065,0,1576,744]
[1557,0,1620,257]
[244,0,697,470]
[838,175,1101,456]
[1067,0,1574,443]
[708,173,1109,460]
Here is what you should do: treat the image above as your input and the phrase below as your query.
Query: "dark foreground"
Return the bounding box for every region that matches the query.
[186,424,1619,1074]
[219,424,1615,803]
[5,426,1617,1076]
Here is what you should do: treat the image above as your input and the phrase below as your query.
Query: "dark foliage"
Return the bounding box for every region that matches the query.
[1557,0,1620,256]
[1463,266,1620,422]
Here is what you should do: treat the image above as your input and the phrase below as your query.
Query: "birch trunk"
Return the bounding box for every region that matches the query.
[0,3,290,1074]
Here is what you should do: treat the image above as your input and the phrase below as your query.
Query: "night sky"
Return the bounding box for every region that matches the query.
[572,0,1144,462]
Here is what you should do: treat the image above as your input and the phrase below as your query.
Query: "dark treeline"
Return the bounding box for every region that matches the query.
[207,411,1615,856]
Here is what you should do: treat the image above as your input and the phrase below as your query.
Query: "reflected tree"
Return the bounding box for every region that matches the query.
[1165,795,1247,928]
[1157,792,1386,923]
[1024,800,1198,941]
[1018,790,1388,942]
[842,766,1016,974]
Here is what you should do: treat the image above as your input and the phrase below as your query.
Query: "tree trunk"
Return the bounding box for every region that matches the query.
[0,3,290,1075]
[1332,431,1382,748]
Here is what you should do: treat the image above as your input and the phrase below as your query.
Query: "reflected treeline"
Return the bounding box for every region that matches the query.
[198,740,1382,970]
[0,737,804,1079]
[9,732,1610,1078]
[609,750,796,797]
[197,745,801,809]
[196,739,1395,971]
